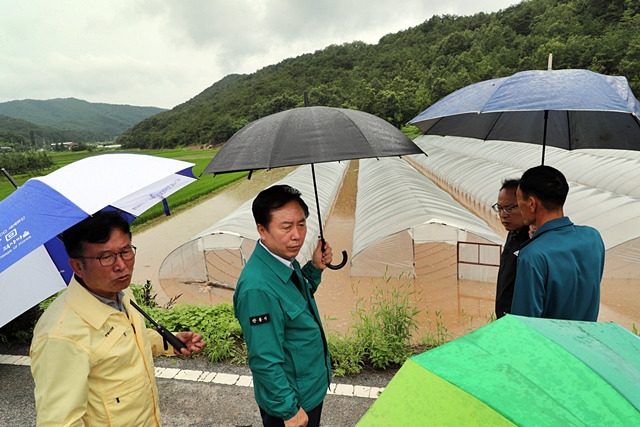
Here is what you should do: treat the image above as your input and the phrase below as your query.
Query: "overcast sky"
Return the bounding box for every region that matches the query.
[0,0,521,109]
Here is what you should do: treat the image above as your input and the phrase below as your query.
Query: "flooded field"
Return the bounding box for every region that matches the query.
[133,161,640,342]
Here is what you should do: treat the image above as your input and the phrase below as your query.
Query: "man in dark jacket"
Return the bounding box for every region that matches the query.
[494,179,530,318]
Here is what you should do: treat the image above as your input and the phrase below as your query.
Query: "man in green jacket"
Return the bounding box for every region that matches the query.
[234,185,333,427]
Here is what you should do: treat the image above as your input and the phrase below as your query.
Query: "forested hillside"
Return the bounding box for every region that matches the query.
[0,98,166,148]
[0,114,110,150]
[118,0,640,149]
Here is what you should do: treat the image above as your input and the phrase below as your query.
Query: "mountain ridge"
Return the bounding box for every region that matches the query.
[0,97,166,147]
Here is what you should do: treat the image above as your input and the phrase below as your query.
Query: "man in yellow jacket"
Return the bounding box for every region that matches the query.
[30,210,206,426]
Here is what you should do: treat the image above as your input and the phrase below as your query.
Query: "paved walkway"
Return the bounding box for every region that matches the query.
[0,353,384,399]
[0,349,392,426]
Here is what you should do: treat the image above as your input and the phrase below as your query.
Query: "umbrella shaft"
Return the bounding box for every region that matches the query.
[541,110,548,165]
[1,168,19,189]
[310,163,325,242]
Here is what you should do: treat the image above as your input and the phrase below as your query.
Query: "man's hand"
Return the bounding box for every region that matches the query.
[174,331,206,355]
[284,407,308,427]
[311,238,333,270]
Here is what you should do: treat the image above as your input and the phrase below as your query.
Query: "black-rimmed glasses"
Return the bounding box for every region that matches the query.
[79,245,136,267]
[492,203,519,215]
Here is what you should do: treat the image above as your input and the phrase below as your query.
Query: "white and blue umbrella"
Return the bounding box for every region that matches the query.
[409,69,640,163]
[0,153,197,327]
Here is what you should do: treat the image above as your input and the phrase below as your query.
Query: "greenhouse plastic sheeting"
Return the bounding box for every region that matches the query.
[406,136,640,276]
[158,161,348,288]
[351,157,502,278]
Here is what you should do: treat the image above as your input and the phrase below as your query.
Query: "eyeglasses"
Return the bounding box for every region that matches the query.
[492,203,519,215]
[79,245,136,267]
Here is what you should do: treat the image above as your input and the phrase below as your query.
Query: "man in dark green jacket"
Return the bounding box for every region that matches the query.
[234,185,333,427]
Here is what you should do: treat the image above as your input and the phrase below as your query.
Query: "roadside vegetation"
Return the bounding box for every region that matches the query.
[132,277,435,376]
[4,269,640,376]
[1,277,449,376]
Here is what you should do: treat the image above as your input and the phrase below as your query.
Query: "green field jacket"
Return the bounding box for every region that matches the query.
[234,242,331,420]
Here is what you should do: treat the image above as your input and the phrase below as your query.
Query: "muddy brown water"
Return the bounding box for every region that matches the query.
[132,162,640,341]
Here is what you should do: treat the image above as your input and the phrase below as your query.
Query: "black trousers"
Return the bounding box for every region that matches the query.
[259,402,323,427]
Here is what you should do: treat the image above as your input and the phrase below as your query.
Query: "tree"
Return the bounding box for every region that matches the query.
[114,0,640,149]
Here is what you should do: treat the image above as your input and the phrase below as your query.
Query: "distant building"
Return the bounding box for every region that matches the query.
[50,142,77,150]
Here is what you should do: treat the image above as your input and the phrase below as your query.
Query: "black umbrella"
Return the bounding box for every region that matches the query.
[203,98,425,269]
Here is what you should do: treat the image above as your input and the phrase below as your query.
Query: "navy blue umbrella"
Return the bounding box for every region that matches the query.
[409,69,640,164]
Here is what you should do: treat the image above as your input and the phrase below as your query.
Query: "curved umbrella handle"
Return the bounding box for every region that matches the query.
[326,250,348,270]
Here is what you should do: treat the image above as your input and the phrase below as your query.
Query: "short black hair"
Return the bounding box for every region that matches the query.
[62,210,131,258]
[519,165,568,210]
[500,178,520,191]
[252,185,309,229]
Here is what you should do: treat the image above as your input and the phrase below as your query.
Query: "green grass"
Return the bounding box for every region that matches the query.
[0,148,249,228]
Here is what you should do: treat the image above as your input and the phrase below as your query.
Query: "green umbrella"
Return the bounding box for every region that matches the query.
[358,315,640,426]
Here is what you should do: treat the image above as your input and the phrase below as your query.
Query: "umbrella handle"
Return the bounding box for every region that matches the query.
[130,301,187,353]
[326,250,348,270]
[320,237,348,270]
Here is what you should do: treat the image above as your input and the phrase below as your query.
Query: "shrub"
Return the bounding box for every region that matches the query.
[327,273,423,374]
[136,298,243,364]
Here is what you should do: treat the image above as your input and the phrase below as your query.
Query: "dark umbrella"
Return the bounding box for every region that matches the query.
[203,99,425,269]
[409,69,640,164]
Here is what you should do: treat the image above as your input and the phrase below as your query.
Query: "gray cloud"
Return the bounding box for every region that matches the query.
[0,0,521,108]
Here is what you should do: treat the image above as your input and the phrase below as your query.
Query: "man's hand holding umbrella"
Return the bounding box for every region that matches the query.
[174,331,207,355]
[311,238,333,270]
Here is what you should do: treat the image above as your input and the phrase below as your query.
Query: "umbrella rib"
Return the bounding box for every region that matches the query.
[482,112,502,141]
[335,109,378,157]
[566,110,572,150]
[632,113,640,134]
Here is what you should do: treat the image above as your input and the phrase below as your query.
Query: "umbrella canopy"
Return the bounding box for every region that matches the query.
[204,105,425,269]
[0,153,196,327]
[204,106,424,174]
[409,69,640,163]
[357,315,640,426]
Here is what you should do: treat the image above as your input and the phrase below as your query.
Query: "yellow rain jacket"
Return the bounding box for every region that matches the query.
[30,280,174,426]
